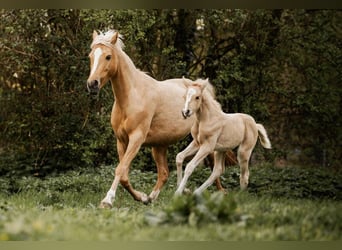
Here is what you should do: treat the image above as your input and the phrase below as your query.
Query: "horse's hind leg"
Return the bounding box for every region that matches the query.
[149,146,169,201]
[194,151,225,195]
[237,147,253,190]
[205,153,226,192]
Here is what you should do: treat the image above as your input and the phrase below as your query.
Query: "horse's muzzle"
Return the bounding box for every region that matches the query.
[182,109,191,119]
[87,79,100,95]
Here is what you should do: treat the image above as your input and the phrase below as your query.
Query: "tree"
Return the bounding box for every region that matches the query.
[0,9,340,177]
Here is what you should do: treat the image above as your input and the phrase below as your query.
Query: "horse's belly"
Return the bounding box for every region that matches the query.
[215,132,243,150]
[144,116,195,146]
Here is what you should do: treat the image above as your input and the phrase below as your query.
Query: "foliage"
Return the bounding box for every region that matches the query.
[0,165,341,240]
[248,165,342,200]
[144,191,240,227]
[0,10,117,176]
[0,10,341,177]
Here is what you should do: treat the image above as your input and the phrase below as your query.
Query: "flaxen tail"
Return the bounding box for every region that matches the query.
[256,124,272,149]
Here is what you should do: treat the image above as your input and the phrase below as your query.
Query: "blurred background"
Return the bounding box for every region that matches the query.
[0,9,340,177]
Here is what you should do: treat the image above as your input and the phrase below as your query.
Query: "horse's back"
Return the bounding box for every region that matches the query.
[215,113,256,150]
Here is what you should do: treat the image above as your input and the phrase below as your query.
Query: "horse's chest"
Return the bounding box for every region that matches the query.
[196,123,219,143]
[111,110,129,141]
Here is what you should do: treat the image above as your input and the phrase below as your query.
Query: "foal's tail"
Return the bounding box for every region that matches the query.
[256,124,272,149]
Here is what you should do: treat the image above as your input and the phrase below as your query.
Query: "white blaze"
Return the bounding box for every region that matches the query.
[90,47,103,77]
[184,88,196,112]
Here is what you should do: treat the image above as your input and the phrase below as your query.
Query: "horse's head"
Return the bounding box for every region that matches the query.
[87,30,122,94]
[181,77,208,119]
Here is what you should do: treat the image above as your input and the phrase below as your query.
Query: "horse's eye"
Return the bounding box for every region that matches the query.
[195,96,200,100]
[105,55,111,60]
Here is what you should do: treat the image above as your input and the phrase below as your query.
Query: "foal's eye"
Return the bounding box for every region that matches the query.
[105,55,111,60]
[195,96,200,100]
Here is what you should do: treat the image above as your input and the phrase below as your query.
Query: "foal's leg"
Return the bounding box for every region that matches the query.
[149,146,169,201]
[194,151,225,195]
[205,153,226,192]
[100,130,148,208]
[175,144,213,195]
[237,147,253,190]
[175,140,199,187]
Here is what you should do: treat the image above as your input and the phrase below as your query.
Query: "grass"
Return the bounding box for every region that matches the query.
[0,164,341,240]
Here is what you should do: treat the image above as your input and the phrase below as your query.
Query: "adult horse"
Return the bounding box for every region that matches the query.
[86,30,229,208]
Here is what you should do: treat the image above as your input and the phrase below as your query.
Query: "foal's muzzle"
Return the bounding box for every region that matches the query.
[182,109,191,119]
[87,79,100,95]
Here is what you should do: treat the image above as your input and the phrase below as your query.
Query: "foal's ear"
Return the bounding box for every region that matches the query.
[111,32,119,45]
[199,79,209,91]
[182,76,192,87]
[92,30,98,40]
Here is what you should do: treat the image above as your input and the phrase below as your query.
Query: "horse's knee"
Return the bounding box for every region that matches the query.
[115,166,130,188]
[176,153,184,166]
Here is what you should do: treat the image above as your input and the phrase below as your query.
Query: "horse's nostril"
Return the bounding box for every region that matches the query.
[182,109,190,119]
[91,80,99,88]
[87,79,100,94]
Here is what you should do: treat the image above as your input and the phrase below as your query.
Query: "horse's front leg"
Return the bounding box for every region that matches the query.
[100,130,148,208]
[175,140,199,187]
[175,144,213,195]
[99,140,127,208]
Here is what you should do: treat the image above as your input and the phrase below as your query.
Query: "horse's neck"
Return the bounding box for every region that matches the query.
[196,94,222,124]
[110,49,144,105]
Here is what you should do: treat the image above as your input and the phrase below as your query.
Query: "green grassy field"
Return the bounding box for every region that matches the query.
[0,164,341,240]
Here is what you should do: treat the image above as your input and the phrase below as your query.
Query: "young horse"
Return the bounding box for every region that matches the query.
[86,30,227,208]
[175,78,271,195]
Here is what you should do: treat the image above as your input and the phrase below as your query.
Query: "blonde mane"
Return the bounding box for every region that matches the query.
[199,79,222,113]
[91,29,125,50]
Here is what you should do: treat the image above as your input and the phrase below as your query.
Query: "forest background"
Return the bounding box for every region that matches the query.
[0,9,340,177]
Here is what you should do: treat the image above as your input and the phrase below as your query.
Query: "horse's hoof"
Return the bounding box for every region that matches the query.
[140,193,151,205]
[184,188,192,195]
[148,190,161,202]
[219,188,228,194]
[98,202,112,209]
[142,198,151,205]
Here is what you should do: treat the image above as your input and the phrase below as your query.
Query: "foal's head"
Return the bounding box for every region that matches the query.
[181,77,208,119]
[87,30,123,94]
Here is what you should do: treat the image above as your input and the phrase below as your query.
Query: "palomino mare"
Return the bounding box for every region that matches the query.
[175,78,272,195]
[86,30,227,208]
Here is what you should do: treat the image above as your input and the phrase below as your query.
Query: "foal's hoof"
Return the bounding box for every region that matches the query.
[184,188,192,195]
[98,202,112,209]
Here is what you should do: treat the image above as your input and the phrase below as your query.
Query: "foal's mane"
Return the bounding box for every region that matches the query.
[196,79,222,113]
[91,29,125,50]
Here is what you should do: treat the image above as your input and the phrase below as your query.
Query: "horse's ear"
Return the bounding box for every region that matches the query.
[199,80,208,91]
[182,76,192,87]
[92,30,98,40]
[111,32,119,45]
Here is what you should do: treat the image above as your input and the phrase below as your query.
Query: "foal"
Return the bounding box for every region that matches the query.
[175,78,271,195]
